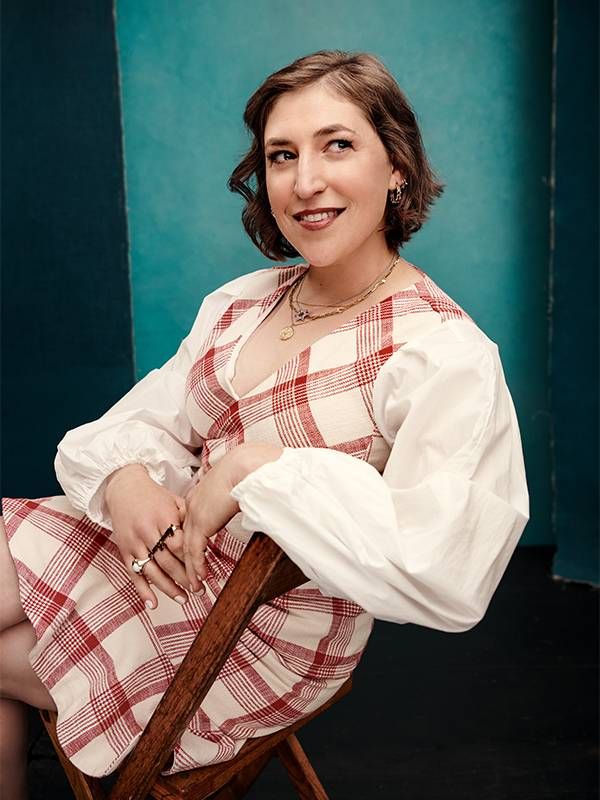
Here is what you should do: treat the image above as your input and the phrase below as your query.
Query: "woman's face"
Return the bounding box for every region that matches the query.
[264,81,401,269]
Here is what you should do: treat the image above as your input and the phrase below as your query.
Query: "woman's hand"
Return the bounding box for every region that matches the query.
[104,464,192,609]
[183,443,283,592]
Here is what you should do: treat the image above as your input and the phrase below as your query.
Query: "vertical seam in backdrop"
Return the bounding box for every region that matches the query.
[112,0,136,383]
[548,0,557,548]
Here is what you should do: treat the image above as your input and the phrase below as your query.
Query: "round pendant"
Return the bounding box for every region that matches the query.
[279,326,294,341]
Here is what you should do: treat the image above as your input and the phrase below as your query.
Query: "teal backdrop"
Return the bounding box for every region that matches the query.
[115,0,554,546]
[3,2,596,583]
[1,1,133,499]
[551,1,598,582]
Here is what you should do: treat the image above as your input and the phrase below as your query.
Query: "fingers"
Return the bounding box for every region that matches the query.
[123,522,205,608]
[127,556,158,609]
[149,527,204,596]
[128,547,202,608]
[174,495,187,518]
[108,479,202,607]
[139,559,189,605]
[162,525,184,561]
[155,521,207,596]
[183,524,209,594]
[152,545,198,595]
[182,467,239,591]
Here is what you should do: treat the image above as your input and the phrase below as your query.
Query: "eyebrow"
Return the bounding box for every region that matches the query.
[265,124,358,148]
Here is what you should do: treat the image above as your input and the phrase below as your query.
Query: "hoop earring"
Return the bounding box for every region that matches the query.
[389,179,408,205]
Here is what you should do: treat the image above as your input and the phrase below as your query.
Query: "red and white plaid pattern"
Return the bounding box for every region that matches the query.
[4,265,470,776]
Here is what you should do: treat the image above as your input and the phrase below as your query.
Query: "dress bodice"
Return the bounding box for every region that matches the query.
[184,264,470,478]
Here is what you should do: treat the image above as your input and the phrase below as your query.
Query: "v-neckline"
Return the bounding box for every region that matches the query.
[224,263,427,401]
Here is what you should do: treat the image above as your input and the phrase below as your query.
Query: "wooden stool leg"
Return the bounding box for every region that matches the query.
[276,735,329,800]
[209,750,273,799]
[39,710,105,800]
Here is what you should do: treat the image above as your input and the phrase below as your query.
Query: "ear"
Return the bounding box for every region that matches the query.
[388,165,404,191]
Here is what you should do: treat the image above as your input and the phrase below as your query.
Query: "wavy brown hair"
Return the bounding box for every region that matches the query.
[228,50,444,261]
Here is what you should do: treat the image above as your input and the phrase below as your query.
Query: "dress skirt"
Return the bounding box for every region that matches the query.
[3,265,479,776]
[3,495,371,776]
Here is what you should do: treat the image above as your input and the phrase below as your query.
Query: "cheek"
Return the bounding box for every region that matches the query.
[266,172,293,210]
[345,177,389,221]
[340,159,390,201]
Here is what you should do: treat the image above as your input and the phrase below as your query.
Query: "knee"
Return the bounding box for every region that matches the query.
[0,623,31,700]
[0,517,26,632]
[0,623,56,711]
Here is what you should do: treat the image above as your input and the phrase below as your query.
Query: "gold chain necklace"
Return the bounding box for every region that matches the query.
[294,255,399,309]
[279,254,400,341]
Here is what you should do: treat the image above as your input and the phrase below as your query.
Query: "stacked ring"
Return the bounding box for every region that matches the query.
[151,523,181,553]
[131,554,153,574]
[131,524,182,575]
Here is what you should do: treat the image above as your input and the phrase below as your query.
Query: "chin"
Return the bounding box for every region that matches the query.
[288,244,346,268]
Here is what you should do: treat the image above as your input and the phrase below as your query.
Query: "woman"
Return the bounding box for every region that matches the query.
[0,50,529,795]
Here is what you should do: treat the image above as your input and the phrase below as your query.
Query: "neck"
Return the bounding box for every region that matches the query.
[301,237,398,305]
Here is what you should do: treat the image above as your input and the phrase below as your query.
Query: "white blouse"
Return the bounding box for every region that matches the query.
[55,269,530,633]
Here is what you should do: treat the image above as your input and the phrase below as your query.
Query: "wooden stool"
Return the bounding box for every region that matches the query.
[39,533,352,799]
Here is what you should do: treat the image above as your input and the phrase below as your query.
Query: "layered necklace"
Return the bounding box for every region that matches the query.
[279,253,401,341]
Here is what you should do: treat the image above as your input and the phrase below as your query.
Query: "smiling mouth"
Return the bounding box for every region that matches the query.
[293,208,345,223]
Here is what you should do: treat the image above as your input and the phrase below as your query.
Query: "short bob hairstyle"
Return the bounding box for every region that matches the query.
[228,50,444,261]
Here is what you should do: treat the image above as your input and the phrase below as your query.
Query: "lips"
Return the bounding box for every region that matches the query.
[293,207,345,220]
[292,207,346,228]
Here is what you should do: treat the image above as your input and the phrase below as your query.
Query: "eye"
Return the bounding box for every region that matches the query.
[327,139,353,153]
[267,150,296,164]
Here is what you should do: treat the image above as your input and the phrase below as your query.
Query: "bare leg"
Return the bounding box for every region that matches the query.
[0,699,28,800]
[1,619,56,710]
[0,514,27,631]
[0,517,56,799]
[0,519,53,705]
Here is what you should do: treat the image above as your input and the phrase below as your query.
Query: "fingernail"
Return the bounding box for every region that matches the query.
[193,585,205,595]
[174,595,187,605]
[145,600,155,610]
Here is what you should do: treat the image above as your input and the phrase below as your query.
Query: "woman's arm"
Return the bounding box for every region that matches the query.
[54,280,243,529]
[53,271,272,607]
[229,320,529,632]
[178,442,284,592]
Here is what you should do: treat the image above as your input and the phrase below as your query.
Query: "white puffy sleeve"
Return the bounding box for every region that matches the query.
[230,320,530,632]
[55,278,245,529]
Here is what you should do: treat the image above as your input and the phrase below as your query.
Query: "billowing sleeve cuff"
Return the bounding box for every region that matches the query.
[53,284,236,528]
[231,321,530,632]
[55,365,204,529]
[230,446,404,601]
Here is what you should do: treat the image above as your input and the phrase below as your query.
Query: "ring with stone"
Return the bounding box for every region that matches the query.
[131,553,153,574]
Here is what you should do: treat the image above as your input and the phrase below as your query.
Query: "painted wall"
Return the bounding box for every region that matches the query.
[1,2,133,498]
[116,0,553,544]
[551,0,599,584]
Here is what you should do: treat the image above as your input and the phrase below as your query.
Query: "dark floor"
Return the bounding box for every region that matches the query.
[27,546,598,799]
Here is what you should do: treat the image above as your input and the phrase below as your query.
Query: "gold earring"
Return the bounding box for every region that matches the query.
[389,179,407,205]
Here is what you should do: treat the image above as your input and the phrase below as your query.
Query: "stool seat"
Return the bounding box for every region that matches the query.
[39,533,355,800]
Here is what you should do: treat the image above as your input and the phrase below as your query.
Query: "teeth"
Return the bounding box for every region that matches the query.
[301,211,337,222]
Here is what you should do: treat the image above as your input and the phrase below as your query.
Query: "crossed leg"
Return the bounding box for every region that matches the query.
[0,516,56,800]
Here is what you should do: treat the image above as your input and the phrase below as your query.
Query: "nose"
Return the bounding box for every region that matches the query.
[293,153,326,199]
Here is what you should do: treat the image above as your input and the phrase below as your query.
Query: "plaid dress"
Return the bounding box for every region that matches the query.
[3,263,470,776]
